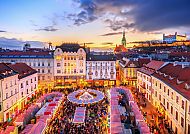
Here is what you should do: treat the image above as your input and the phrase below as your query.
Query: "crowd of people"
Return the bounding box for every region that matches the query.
[45,88,109,134]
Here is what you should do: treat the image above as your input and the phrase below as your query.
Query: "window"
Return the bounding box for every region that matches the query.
[171,92,173,99]
[38,76,40,80]
[15,89,17,94]
[182,100,185,109]
[167,102,169,109]
[68,57,70,60]
[163,98,165,105]
[156,82,157,87]
[21,92,23,97]
[38,62,40,66]
[42,69,45,73]
[15,80,17,85]
[167,89,170,96]
[31,79,33,83]
[26,81,28,85]
[38,69,40,73]
[171,106,173,114]
[10,81,12,87]
[181,117,184,127]
[80,70,83,73]
[35,77,36,81]
[64,63,67,66]
[155,91,157,97]
[57,63,61,67]
[48,62,50,66]
[35,84,36,89]
[48,69,50,73]
[176,96,179,103]
[42,76,45,80]
[159,94,161,101]
[33,63,36,67]
[27,89,29,94]
[176,111,178,121]
[164,86,166,92]
[42,62,44,66]
[6,93,8,99]
[11,90,13,96]
[21,83,23,88]
[57,70,61,73]
[160,83,162,89]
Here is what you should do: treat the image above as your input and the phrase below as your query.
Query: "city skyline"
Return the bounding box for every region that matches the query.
[0,0,190,49]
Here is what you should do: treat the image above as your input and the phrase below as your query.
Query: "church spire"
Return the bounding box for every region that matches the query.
[121,30,126,47]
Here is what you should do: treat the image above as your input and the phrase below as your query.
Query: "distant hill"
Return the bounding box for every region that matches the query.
[0,37,47,50]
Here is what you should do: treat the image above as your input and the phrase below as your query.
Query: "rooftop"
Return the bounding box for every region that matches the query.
[152,63,190,100]
[0,63,18,79]
[138,60,166,75]
[87,54,116,61]
[9,63,37,79]
[0,51,53,58]
[56,43,85,53]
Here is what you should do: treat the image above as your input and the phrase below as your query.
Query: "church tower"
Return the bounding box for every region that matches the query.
[121,30,126,47]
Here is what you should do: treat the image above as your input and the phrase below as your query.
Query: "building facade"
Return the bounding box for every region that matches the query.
[86,54,116,87]
[0,51,54,91]
[10,63,38,111]
[137,62,190,134]
[137,60,166,102]
[119,58,150,86]
[54,43,86,87]
[0,63,19,122]
[163,32,187,43]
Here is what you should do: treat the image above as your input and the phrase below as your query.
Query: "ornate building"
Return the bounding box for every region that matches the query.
[54,43,86,87]
[86,54,116,87]
[163,32,187,43]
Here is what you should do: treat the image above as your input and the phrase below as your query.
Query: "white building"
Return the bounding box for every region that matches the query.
[0,63,19,122]
[163,32,187,43]
[54,43,86,87]
[137,60,166,102]
[137,62,190,134]
[0,51,54,91]
[86,54,116,87]
[10,63,38,111]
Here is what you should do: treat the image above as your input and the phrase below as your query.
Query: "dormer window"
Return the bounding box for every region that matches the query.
[177,79,184,85]
[163,73,168,77]
[185,83,190,90]
[169,76,174,80]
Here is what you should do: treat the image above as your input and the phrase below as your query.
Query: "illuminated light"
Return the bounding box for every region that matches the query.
[56,55,62,60]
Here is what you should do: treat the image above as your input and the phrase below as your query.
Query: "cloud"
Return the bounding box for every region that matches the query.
[0,30,7,33]
[101,42,113,45]
[35,26,58,32]
[71,0,190,32]
[100,31,122,36]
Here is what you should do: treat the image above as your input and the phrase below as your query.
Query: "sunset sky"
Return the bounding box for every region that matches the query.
[0,0,190,49]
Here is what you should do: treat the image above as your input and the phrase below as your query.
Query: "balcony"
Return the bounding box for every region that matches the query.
[88,72,93,75]
[110,71,115,74]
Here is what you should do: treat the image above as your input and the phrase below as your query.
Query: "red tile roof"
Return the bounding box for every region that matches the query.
[152,63,190,100]
[0,63,17,79]
[138,60,165,75]
[138,58,151,67]
[9,63,37,79]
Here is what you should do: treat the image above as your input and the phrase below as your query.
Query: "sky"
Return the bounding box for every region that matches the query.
[0,0,190,49]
